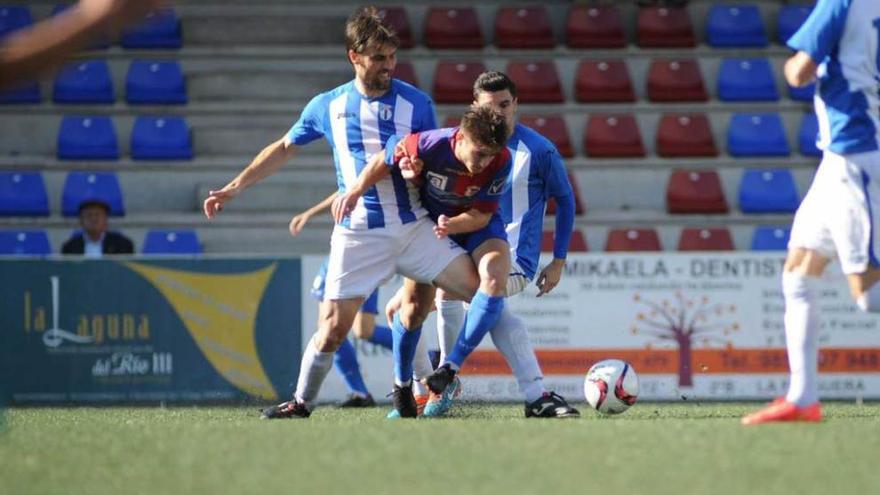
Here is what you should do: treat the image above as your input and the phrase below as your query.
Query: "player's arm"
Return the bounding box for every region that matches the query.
[289,191,337,236]
[784,51,818,88]
[434,208,492,238]
[537,150,575,297]
[783,0,846,89]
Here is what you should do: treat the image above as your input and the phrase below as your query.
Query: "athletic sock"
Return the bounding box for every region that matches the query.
[294,335,335,407]
[367,325,393,350]
[437,298,466,364]
[490,306,546,402]
[332,338,369,396]
[392,313,422,388]
[447,290,504,368]
[782,272,821,407]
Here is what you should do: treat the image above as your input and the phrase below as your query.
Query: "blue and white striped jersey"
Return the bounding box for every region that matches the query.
[789,0,880,154]
[285,79,436,229]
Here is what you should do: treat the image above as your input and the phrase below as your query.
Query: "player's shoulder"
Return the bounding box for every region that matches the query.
[512,123,558,154]
[417,127,455,151]
[391,79,434,106]
[308,80,356,106]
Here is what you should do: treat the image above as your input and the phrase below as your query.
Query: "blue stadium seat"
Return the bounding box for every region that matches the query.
[0,81,40,103]
[706,4,767,47]
[751,226,791,251]
[121,9,182,49]
[777,5,813,44]
[131,116,192,160]
[126,60,187,104]
[53,60,114,104]
[717,58,778,102]
[57,116,119,160]
[61,172,125,217]
[142,229,201,254]
[0,5,32,39]
[738,168,799,213]
[799,113,821,157]
[0,172,49,216]
[0,230,51,255]
[727,113,790,157]
[788,81,815,102]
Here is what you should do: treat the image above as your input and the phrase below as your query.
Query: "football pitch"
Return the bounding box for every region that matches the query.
[1,403,878,495]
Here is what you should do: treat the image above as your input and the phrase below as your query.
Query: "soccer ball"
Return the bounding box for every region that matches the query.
[583,359,639,415]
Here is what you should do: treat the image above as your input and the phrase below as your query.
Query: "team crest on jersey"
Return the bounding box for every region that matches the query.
[427,171,448,190]
[488,178,506,195]
[378,104,393,121]
[464,185,481,197]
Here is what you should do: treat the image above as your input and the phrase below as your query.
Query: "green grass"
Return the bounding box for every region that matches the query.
[1,403,878,495]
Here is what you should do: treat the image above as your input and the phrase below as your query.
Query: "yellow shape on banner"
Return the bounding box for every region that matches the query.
[124,261,278,400]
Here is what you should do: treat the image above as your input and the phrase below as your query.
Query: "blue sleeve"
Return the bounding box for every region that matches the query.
[413,97,437,132]
[285,94,325,146]
[545,150,575,260]
[787,0,851,63]
[384,134,402,167]
[360,289,379,314]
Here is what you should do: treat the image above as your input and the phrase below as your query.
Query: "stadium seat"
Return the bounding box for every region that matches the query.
[506,61,564,103]
[727,113,790,157]
[0,5,32,39]
[121,8,182,49]
[0,230,51,255]
[666,169,728,214]
[777,5,813,44]
[706,4,767,47]
[424,7,483,49]
[646,59,707,102]
[57,116,119,160]
[739,168,800,213]
[433,61,486,103]
[126,60,187,104]
[636,6,695,47]
[605,228,662,252]
[566,5,625,48]
[53,60,114,104]
[584,114,645,157]
[0,172,49,216]
[545,171,586,215]
[751,226,791,251]
[131,116,193,160]
[142,229,202,255]
[443,116,460,128]
[394,61,419,88]
[0,81,40,104]
[656,113,717,157]
[678,227,735,251]
[61,172,125,217]
[495,6,554,49]
[574,60,635,103]
[378,6,413,49]
[717,58,778,102]
[799,113,821,157]
[541,229,588,253]
[788,81,815,102]
[519,115,574,158]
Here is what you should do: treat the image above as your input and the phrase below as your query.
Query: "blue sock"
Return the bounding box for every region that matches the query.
[448,291,505,368]
[333,338,369,396]
[368,325,393,350]
[392,313,422,386]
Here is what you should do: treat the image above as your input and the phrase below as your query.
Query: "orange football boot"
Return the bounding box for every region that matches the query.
[741,398,823,425]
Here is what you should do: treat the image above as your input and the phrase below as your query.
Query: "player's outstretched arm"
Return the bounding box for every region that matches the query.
[332,152,391,223]
[784,51,818,88]
[433,208,491,238]
[204,137,299,219]
[289,191,337,236]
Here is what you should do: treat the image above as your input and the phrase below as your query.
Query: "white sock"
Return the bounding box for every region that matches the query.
[782,272,821,407]
[490,307,546,403]
[293,335,335,408]
[437,299,466,364]
[412,331,431,396]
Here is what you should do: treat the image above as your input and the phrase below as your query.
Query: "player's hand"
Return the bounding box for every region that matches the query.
[433,214,450,238]
[203,185,240,219]
[399,156,423,180]
[332,191,360,224]
[536,258,565,297]
[385,288,404,326]
[288,213,310,236]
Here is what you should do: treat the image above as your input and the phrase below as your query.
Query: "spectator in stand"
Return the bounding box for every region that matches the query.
[61,200,133,257]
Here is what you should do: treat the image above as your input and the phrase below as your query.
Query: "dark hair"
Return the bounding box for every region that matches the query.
[345,6,400,54]
[460,105,508,151]
[78,199,110,214]
[473,70,518,100]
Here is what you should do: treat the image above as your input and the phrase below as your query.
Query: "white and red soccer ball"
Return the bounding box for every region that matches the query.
[584,359,639,415]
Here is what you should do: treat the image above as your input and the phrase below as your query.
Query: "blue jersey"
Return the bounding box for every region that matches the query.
[788,0,880,154]
[501,123,575,280]
[285,79,437,229]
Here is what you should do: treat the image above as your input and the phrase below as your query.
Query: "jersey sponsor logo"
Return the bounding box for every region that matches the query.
[378,104,393,121]
[336,112,357,120]
[427,171,448,190]
[464,185,481,197]
[488,178,506,195]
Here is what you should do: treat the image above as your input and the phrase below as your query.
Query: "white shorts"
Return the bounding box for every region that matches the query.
[506,258,531,296]
[789,149,880,274]
[323,218,466,300]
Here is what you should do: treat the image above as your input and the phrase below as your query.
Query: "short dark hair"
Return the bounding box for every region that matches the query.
[345,6,400,54]
[78,199,110,215]
[460,105,508,152]
[473,70,518,100]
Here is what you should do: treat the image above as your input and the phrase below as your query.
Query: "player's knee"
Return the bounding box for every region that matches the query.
[478,256,510,296]
[351,324,373,340]
[314,330,346,352]
[397,302,428,330]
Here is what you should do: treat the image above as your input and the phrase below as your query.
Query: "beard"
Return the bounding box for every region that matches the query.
[364,71,392,92]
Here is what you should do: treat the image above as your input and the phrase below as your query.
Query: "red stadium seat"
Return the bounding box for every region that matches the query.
[575,60,635,103]
[433,61,486,103]
[678,227,734,251]
[495,6,554,49]
[542,229,588,253]
[637,6,695,47]
[656,113,717,157]
[506,61,564,103]
[546,171,586,216]
[519,115,574,158]
[424,7,483,49]
[443,116,461,128]
[666,169,728,214]
[378,7,414,49]
[647,59,707,102]
[605,228,663,252]
[394,61,419,88]
[566,5,626,48]
[583,114,645,157]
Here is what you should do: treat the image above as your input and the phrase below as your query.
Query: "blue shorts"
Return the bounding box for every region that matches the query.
[449,213,508,254]
[311,258,379,314]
